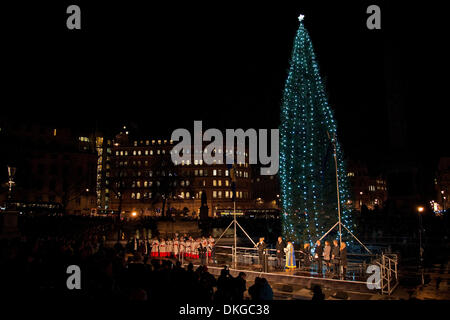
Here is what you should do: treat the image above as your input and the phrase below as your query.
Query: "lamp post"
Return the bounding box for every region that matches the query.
[441,190,446,212]
[7,166,16,206]
[359,191,363,213]
[417,206,424,285]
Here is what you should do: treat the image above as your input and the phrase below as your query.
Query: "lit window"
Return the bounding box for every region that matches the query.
[213,170,217,176]
[213,191,217,198]
[218,180,222,186]
[218,191,222,198]
[213,180,217,186]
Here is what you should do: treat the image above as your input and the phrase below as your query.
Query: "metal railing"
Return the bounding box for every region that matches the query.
[376,253,399,295]
[214,245,378,279]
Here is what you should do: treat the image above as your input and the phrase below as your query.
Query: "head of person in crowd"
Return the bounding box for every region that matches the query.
[238,272,246,280]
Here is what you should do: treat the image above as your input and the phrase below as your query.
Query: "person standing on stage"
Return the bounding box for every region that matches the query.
[201,237,208,262]
[159,238,166,257]
[173,237,179,259]
[199,240,207,265]
[340,242,348,279]
[275,237,286,270]
[331,239,340,276]
[167,238,173,258]
[208,235,215,263]
[323,241,332,274]
[193,238,200,259]
[185,237,192,258]
[314,240,323,274]
[179,237,186,259]
[284,240,296,270]
[302,243,311,270]
[151,237,159,257]
[256,237,267,270]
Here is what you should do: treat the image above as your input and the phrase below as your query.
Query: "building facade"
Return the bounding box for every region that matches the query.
[434,157,450,212]
[97,128,261,217]
[346,160,388,211]
[0,120,97,215]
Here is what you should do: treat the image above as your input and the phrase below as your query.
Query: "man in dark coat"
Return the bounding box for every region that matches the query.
[255,237,267,271]
[314,240,323,274]
[340,242,348,279]
[275,237,286,270]
[199,242,207,266]
[331,239,340,276]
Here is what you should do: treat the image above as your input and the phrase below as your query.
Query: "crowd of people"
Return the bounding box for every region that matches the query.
[0,216,274,302]
[147,235,215,261]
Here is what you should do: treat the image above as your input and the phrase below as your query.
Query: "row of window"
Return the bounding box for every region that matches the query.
[213,190,248,199]
[172,148,248,157]
[176,159,249,167]
[115,149,167,156]
[133,139,172,146]
[128,190,248,200]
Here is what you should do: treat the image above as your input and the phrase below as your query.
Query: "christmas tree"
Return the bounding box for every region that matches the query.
[279,15,353,243]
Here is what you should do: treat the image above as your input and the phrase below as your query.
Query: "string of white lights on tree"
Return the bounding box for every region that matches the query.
[279,15,354,243]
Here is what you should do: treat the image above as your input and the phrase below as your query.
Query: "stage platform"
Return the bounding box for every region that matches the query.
[183,261,374,294]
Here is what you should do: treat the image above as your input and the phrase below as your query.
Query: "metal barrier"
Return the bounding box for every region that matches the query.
[215,245,378,280]
[376,253,399,295]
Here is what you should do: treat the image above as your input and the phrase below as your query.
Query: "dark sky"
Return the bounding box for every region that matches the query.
[3,1,448,168]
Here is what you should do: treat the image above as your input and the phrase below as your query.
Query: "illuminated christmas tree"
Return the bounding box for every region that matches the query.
[279,15,353,243]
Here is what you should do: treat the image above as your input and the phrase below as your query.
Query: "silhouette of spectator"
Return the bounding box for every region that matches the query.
[248,277,262,300]
[312,285,325,300]
[233,272,247,301]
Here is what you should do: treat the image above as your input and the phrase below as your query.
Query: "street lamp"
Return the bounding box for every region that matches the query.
[359,191,363,212]
[441,190,446,211]
[417,206,424,285]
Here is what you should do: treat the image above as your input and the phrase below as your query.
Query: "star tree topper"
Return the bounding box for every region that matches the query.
[298,14,305,22]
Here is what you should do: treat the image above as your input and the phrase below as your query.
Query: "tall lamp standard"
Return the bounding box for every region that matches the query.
[359,191,363,213]
[441,190,446,212]
[417,206,425,285]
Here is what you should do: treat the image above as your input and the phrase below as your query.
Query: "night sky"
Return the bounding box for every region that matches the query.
[2,1,448,169]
